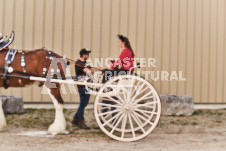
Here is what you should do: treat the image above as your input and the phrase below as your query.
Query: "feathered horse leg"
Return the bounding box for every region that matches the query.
[0,98,6,131]
[45,85,66,135]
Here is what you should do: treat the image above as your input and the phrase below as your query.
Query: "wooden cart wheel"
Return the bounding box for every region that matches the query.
[94,75,161,142]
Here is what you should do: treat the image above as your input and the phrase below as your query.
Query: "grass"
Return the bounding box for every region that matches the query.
[192,109,224,116]
[213,120,222,123]
[158,123,165,128]
[192,110,204,116]
[191,122,198,125]
[179,114,185,117]
[169,120,189,126]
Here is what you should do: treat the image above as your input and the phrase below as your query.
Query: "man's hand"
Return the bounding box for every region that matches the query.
[83,68,94,74]
[83,68,91,73]
[108,62,113,70]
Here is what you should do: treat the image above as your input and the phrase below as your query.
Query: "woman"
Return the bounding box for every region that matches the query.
[100,35,135,124]
[103,35,135,83]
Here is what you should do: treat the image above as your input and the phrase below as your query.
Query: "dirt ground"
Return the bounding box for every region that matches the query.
[0,108,226,151]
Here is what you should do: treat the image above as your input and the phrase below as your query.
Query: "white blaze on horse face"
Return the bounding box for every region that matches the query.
[45,87,67,135]
[0,98,7,131]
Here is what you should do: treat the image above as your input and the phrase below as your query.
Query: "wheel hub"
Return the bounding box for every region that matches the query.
[123,104,133,113]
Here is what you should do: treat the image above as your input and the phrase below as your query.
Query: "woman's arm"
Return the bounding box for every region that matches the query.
[110,49,127,69]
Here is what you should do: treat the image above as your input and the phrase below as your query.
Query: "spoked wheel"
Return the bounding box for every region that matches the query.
[94,75,161,142]
[85,71,103,94]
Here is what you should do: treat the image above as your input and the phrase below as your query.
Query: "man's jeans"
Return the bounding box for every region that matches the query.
[74,86,90,120]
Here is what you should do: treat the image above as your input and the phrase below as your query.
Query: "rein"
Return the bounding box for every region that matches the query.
[65,58,103,71]
[0,47,103,73]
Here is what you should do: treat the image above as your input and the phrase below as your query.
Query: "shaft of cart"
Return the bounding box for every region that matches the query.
[29,76,104,87]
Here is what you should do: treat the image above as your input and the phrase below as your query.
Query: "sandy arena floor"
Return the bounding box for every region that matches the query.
[0,108,226,151]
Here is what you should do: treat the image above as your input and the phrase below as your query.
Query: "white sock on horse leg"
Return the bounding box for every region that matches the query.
[46,88,66,135]
[0,98,7,131]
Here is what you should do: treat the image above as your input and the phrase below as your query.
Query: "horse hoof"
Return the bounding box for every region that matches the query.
[47,131,58,136]
[47,123,66,135]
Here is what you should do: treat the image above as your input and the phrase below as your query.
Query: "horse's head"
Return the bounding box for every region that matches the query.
[0,31,14,50]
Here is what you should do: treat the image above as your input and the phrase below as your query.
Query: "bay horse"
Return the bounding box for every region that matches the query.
[0,33,71,134]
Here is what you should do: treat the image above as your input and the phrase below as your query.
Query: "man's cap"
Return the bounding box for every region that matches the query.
[80,48,91,56]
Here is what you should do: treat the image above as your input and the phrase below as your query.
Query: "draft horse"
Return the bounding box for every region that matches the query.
[0,31,70,134]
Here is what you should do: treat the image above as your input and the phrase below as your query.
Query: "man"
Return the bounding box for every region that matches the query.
[72,48,92,129]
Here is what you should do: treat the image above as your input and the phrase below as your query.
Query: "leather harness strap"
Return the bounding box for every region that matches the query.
[21,51,26,72]
[38,49,54,87]
[42,50,53,77]
[3,49,18,89]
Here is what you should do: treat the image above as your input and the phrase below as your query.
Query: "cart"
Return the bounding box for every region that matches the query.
[29,64,161,142]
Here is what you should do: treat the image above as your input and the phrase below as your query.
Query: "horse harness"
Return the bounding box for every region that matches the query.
[1,49,55,89]
[2,49,18,89]
[38,49,54,87]
[42,50,53,77]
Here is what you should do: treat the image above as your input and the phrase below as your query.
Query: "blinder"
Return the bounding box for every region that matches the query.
[0,31,14,50]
